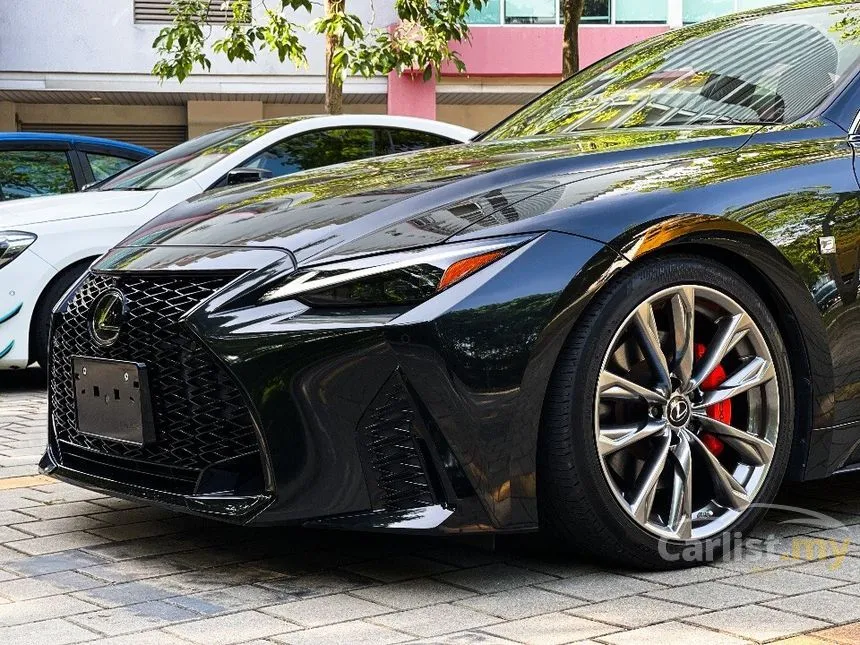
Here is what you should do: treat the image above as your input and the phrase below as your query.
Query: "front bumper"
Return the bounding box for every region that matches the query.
[44,233,615,532]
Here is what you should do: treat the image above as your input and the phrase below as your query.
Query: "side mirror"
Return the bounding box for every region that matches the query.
[226,167,273,186]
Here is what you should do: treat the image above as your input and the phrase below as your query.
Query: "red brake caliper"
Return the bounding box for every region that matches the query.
[694,343,730,457]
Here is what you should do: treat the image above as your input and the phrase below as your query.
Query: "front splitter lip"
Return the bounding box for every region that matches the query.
[39,448,274,524]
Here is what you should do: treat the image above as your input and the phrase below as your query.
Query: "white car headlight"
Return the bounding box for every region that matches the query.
[0,232,37,269]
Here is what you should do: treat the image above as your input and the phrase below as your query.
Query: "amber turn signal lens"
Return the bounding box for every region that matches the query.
[436,249,507,292]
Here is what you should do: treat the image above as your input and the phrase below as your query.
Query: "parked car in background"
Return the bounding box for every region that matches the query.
[39,1,860,568]
[0,115,476,369]
[0,133,153,200]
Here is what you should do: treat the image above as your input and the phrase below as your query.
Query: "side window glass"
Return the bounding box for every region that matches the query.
[86,153,136,182]
[0,150,76,200]
[244,128,378,178]
[387,129,458,153]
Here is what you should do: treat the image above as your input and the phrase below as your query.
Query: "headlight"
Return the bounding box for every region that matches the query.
[261,234,535,308]
[0,232,37,269]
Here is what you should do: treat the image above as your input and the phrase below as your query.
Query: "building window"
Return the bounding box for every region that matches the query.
[683,0,782,23]
[467,0,669,26]
[133,0,246,25]
[582,0,611,24]
[615,0,669,24]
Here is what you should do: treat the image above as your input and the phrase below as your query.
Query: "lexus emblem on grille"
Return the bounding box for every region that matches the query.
[90,289,126,347]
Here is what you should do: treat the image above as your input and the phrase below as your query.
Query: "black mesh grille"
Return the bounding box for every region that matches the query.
[50,272,263,493]
[357,375,435,511]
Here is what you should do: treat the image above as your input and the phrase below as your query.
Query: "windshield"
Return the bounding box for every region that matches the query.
[99,123,282,191]
[484,4,860,140]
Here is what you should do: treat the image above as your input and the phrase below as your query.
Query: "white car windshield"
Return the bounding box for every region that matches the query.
[99,123,282,191]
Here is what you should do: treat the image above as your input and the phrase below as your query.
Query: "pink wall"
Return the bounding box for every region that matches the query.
[443,25,670,76]
[387,25,670,116]
[387,72,438,119]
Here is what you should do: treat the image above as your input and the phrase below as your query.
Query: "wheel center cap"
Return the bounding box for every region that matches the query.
[666,395,692,427]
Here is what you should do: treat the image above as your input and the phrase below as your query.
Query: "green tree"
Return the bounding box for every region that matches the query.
[561,0,585,78]
[152,0,488,115]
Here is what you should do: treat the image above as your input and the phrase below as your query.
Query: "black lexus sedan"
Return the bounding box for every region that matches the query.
[41,1,860,567]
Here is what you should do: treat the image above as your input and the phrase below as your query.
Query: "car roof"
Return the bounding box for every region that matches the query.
[209,114,477,141]
[0,132,154,155]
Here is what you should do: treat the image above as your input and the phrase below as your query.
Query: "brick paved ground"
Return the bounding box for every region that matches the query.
[3,369,860,644]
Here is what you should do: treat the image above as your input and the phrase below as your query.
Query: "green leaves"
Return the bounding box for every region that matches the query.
[151,0,488,111]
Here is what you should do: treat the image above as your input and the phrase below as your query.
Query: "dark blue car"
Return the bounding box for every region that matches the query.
[0,133,153,201]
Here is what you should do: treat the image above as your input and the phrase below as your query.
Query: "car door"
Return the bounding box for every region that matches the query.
[0,141,80,200]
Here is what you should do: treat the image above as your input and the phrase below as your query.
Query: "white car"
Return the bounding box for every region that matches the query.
[0,115,475,369]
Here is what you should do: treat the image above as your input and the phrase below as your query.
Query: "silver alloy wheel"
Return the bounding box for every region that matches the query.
[594,285,779,541]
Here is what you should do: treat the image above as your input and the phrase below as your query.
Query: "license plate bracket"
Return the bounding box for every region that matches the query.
[72,357,155,446]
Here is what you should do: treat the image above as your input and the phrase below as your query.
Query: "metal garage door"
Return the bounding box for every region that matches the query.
[19,124,187,151]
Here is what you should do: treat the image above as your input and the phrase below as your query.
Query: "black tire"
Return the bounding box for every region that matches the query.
[31,264,89,370]
[538,255,795,569]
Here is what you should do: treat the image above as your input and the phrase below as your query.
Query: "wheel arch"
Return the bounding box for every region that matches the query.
[28,256,97,364]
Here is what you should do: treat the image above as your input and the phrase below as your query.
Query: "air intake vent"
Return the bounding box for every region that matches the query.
[134,0,247,24]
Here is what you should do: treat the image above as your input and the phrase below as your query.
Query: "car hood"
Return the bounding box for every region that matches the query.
[120,126,758,266]
[0,190,157,228]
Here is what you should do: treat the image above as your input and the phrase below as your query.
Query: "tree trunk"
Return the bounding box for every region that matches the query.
[324,0,345,115]
[561,0,585,78]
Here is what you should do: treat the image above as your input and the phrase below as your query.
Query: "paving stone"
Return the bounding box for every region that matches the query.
[482,612,617,645]
[69,600,200,636]
[689,605,829,641]
[6,531,110,555]
[345,555,455,582]
[163,609,300,644]
[73,580,178,608]
[790,555,860,582]
[84,631,192,645]
[646,580,778,610]
[0,593,99,626]
[568,594,703,628]
[456,586,585,620]
[11,516,109,537]
[437,563,555,594]
[811,622,860,644]
[726,568,840,595]
[0,617,98,645]
[352,577,475,610]
[600,620,750,645]
[765,590,860,623]
[166,584,296,616]
[16,501,109,520]
[406,632,520,644]
[263,593,390,627]
[258,571,377,599]
[538,572,663,601]
[273,619,409,644]
[371,603,500,638]
[3,550,107,576]
[625,565,732,586]
[0,570,104,600]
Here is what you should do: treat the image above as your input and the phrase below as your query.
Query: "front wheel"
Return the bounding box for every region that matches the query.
[538,256,794,568]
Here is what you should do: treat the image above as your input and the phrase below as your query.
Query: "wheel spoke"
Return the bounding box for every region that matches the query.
[687,313,750,392]
[670,287,695,387]
[628,431,671,524]
[695,356,775,408]
[599,370,667,404]
[693,413,774,466]
[634,301,671,394]
[598,420,668,456]
[688,430,750,511]
[667,432,693,540]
